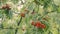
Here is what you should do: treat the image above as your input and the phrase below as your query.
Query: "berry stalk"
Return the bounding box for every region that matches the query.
[15,17,22,34]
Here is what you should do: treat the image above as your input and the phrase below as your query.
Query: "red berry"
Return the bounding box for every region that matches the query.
[41,24,46,29]
[35,21,41,28]
[21,13,25,17]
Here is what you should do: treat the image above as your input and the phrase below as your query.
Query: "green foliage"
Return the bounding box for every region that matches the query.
[0,0,60,34]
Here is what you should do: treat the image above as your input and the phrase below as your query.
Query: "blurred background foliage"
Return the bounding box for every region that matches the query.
[0,0,60,34]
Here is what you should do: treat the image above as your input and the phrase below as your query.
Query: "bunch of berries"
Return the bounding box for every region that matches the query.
[31,21,46,29]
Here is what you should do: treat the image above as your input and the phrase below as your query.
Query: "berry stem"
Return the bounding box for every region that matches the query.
[15,17,22,34]
[17,17,22,26]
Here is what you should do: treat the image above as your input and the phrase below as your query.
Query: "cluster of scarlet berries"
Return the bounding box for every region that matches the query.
[31,21,46,29]
[2,4,11,10]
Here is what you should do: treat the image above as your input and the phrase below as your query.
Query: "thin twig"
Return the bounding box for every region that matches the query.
[15,17,22,34]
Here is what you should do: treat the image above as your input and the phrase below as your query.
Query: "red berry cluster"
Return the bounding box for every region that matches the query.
[31,21,46,29]
[2,4,11,10]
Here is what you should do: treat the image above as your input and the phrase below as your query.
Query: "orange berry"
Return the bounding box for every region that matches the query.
[41,24,46,29]
[21,13,25,17]
[35,21,41,28]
